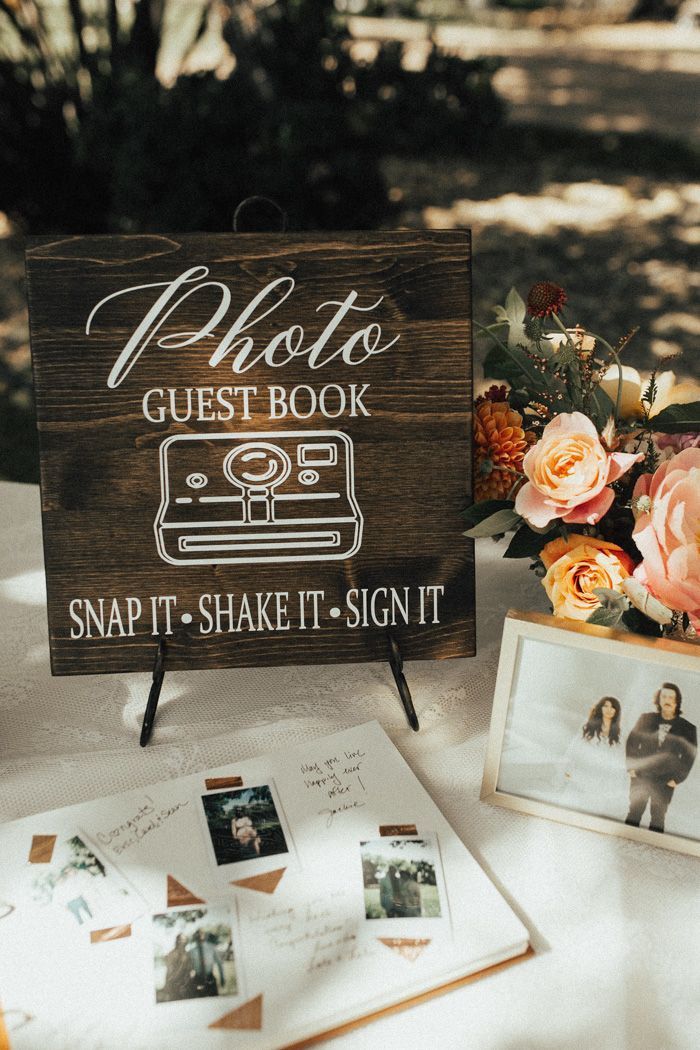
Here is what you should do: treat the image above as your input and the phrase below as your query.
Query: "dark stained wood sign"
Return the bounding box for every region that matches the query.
[25,232,474,675]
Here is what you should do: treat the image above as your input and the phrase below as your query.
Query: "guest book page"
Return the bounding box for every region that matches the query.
[0,722,529,1049]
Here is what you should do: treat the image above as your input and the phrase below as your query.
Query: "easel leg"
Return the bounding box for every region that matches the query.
[140,635,167,747]
[386,631,419,732]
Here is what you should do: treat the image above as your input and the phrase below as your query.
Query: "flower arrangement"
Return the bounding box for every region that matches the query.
[465,283,700,638]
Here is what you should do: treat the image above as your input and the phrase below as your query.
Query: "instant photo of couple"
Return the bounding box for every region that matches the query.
[496,632,699,845]
[361,838,442,920]
[153,908,237,1005]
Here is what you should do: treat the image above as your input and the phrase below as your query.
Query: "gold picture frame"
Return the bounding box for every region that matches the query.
[481,610,700,858]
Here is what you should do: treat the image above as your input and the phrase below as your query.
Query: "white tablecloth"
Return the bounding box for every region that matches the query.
[1,480,698,1050]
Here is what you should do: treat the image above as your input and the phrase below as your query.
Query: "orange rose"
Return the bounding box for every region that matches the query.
[541,534,635,621]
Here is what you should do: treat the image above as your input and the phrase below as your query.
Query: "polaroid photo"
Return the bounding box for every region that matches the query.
[198,781,295,881]
[152,905,242,1008]
[28,833,144,933]
[482,611,700,858]
[358,834,451,939]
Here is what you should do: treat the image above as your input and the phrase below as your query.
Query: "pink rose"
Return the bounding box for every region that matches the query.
[655,432,700,453]
[632,447,700,626]
[515,412,641,529]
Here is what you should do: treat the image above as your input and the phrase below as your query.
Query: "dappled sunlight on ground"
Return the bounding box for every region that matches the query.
[383,150,699,380]
[491,51,700,141]
[352,20,700,140]
[424,182,698,236]
[368,10,700,383]
[2,18,699,482]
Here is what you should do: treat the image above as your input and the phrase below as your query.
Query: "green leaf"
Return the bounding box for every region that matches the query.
[483,344,536,387]
[493,287,528,348]
[483,345,572,410]
[505,286,526,318]
[461,499,514,529]
[507,387,531,412]
[592,587,627,610]
[587,605,625,628]
[464,508,522,538]
[587,385,616,431]
[649,401,700,433]
[641,372,658,408]
[504,523,559,559]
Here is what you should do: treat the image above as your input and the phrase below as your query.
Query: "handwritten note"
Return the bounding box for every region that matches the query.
[95,796,189,855]
[248,893,376,974]
[300,747,369,826]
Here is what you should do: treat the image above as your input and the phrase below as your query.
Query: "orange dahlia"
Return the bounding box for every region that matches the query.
[474,400,536,501]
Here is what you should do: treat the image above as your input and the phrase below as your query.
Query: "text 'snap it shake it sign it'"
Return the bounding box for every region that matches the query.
[25,232,474,675]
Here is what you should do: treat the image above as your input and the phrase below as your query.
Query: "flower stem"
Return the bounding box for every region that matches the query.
[473,321,541,386]
[549,312,576,348]
[550,317,625,425]
[586,329,626,424]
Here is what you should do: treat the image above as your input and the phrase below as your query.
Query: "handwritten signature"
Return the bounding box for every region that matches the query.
[96,796,189,854]
[318,799,366,828]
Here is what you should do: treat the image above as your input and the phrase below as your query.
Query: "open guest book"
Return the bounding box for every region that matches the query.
[0,723,530,1049]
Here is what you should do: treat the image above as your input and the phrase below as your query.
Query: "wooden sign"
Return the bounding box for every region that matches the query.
[26,232,474,675]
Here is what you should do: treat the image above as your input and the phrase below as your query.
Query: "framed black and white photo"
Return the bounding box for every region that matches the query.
[481,611,700,857]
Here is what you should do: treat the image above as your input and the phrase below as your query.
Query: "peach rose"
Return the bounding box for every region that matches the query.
[541,534,636,621]
[631,447,700,627]
[515,412,641,529]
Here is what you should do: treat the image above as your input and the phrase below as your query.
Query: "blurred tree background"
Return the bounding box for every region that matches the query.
[0,0,502,232]
[0,0,698,481]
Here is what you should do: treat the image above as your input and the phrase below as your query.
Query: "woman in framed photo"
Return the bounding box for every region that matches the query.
[559,697,627,820]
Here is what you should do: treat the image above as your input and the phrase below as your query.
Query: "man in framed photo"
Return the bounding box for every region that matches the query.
[625,683,697,833]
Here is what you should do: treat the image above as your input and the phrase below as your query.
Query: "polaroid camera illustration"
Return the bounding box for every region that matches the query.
[155,431,363,565]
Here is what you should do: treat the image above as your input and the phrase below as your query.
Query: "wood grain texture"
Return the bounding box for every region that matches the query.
[26,232,474,675]
[28,834,57,863]
[204,776,243,790]
[166,875,205,907]
[89,925,132,944]
[231,868,287,894]
[209,993,263,1031]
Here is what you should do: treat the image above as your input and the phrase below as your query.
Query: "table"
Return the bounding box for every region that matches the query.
[1,480,698,1050]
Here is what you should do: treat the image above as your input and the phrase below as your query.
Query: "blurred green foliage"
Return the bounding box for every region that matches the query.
[0,0,503,234]
[0,0,504,481]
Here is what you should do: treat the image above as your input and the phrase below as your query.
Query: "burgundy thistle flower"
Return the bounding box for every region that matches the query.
[475,384,509,408]
[527,282,568,318]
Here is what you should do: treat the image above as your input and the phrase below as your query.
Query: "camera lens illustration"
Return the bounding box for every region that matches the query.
[155,431,363,565]
[223,443,291,491]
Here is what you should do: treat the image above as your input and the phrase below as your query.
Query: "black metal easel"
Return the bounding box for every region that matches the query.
[140,198,418,744]
[140,634,167,747]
